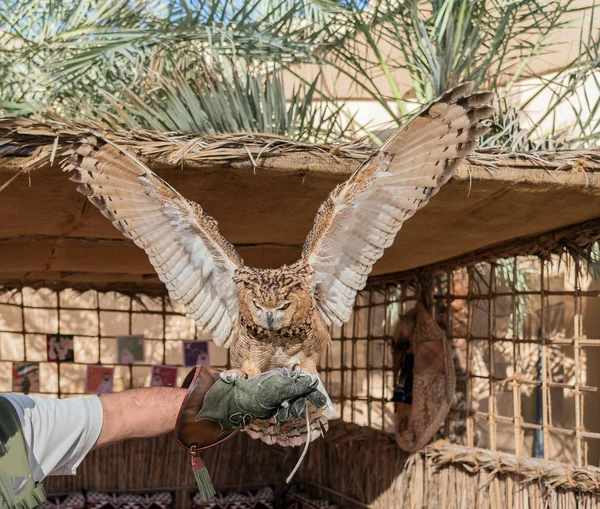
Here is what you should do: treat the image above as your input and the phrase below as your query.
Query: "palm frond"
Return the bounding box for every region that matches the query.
[0,0,345,116]
[325,0,578,125]
[92,57,355,142]
[479,98,566,152]
[1,0,597,152]
[518,5,600,149]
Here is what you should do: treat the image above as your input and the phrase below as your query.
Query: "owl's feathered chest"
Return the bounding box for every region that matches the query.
[231,310,330,372]
[239,314,312,343]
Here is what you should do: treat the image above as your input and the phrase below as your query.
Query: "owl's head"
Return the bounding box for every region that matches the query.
[234,262,314,331]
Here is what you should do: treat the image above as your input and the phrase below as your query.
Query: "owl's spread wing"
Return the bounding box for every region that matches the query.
[61,136,242,347]
[302,82,494,325]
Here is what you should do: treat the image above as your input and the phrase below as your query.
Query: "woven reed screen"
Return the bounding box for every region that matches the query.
[1,249,600,468]
[0,290,230,393]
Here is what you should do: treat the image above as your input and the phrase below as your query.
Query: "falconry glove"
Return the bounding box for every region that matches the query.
[175,366,328,501]
[195,368,328,430]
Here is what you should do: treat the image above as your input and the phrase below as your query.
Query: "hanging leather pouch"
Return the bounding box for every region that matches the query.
[392,302,455,452]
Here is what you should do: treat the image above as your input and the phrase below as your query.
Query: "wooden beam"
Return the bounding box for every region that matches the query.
[1,148,600,292]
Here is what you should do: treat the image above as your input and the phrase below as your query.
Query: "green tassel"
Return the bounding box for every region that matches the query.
[194,465,216,501]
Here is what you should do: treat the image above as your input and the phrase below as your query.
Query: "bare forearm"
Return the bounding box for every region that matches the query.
[94,387,187,449]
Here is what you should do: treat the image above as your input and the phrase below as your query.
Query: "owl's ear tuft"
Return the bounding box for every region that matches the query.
[233,267,258,288]
[289,264,315,294]
[290,261,314,279]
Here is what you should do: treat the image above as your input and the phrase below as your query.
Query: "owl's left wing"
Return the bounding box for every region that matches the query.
[303,82,494,325]
[61,135,243,347]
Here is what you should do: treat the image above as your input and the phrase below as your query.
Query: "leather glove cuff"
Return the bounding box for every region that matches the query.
[175,366,330,452]
[175,366,239,452]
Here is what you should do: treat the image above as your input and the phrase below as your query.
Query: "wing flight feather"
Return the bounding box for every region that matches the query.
[61,136,242,347]
[303,83,494,325]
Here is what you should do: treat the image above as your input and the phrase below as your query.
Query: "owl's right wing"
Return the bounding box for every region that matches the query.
[61,136,243,347]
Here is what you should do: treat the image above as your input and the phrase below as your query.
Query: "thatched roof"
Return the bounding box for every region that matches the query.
[1,117,600,293]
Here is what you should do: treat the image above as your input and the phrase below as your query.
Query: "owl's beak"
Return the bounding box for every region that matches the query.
[266,311,274,328]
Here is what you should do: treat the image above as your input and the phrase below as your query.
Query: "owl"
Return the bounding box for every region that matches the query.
[60,82,493,446]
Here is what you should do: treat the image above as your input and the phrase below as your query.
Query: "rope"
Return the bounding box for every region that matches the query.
[593,472,600,491]
[566,466,576,488]
[286,401,312,484]
[500,375,524,389]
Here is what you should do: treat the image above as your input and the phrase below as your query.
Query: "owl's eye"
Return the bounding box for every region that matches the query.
[279,301,291,310]
[252,299,261,309]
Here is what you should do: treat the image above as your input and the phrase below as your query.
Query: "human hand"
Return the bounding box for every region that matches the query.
[195,368,328,431]
[233,368,327,421]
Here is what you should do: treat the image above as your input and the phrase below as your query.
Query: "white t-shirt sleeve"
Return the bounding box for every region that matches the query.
[1,394,104,482]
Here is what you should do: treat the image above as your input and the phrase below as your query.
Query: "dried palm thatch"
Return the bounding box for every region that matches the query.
[0,117,372,178]
[373,218,600,284]
[3,117,600,178]
[299,423,600,508]
[427,442,600,493]
[43,421,600,509]
[1,117,600,293]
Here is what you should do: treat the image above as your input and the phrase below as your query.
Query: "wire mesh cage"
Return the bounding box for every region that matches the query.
[1,249,600,471]
[434,254,600,468]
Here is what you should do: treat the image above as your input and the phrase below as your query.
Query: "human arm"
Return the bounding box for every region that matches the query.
[1,369,326,488]
[94,387,187,449]
[95,369,327,450]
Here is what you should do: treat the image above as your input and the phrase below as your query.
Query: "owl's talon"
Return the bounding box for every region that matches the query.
[220,369,247,383]
[219,372,236,383]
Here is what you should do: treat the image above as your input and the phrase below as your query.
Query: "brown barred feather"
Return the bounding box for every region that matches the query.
[302,82,494,327]
[61,136,243,347]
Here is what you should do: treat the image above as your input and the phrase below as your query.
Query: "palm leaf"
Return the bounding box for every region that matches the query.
[0,0,345,117]
[324,0,577,128]
[92,57,355,142]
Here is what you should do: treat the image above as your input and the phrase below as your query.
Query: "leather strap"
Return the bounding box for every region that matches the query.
[175,366,240,451]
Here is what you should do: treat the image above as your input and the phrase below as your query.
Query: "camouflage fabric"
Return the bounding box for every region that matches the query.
[0,397,46,509]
